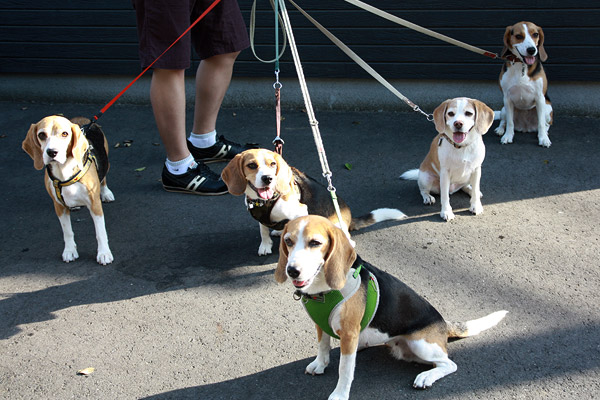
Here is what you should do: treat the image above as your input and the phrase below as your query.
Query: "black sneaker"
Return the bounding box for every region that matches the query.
[161,162,228,195]
[187,135,258,163]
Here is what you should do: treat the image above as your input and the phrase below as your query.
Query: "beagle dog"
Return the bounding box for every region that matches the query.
[400,98,495,221]
[222,149,406,256]
[276,215,507,399]
[494,21,553,147]
[22,115,114,265]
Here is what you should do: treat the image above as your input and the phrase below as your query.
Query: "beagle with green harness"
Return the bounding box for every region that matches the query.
[22,115,114,265]
[276,215,508,399]
[221,148,406,256]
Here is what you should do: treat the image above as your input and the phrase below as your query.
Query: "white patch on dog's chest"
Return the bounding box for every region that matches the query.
[501,65,541,110]
[270,196,308,222]
[438,139,485,184]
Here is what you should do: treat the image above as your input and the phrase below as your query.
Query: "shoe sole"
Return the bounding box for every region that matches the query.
[162,185,228,196]
[198,157,231,164]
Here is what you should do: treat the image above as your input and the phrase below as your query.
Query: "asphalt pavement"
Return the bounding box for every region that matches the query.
[1,90,599,399]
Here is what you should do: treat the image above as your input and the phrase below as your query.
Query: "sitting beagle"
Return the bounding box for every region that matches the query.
[494,21,553,147]
[275,215,507,399]
[222,149,406,255]
[400,98,494,221]
[22,115,114,265]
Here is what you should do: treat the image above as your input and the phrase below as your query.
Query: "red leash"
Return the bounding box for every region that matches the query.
[88,0,222,126]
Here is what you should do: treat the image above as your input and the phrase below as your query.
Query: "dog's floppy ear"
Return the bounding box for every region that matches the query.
[537,25,548,62]
[70,122,89,169]
[432,100,449,134]
[473,99,495,135]
[273,152,295,196]
[323,222,357,290]
[221,153,247,196]
[274,223,290,283]
[501,25,513,58]
[22,123,45,170]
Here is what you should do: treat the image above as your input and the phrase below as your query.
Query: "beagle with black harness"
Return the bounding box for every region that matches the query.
[221,149,406,256]
[276,215,508,399]
[22,115,114,265]
[494,21,553,147]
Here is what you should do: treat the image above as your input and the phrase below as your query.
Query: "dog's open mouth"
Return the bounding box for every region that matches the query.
[524,56,536,65]
[453,131,467,144]
[249,182,275,200]
[291,264,322,290]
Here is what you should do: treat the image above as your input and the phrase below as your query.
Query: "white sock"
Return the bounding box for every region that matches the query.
[188,130,217,148]
[165,154,196,175]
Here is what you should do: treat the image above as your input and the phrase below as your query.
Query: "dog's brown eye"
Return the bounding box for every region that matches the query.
[37,132,47,140]
[308,240,321,248]
[61,131,69,137]
[532,33,539,38]
[447,112,455,117]
[465,111,473,117]
[284,238,294,247]
[270,161,277,167]
[515,34,524,40]
[247,162,258,170]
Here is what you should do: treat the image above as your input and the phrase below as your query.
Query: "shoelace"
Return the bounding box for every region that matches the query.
[193,162,222,180]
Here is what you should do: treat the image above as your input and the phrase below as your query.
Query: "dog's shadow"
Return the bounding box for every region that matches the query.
[114,229,280,291]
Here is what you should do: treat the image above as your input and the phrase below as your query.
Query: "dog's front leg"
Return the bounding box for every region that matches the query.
[90,212,113,265]
[468,167,483,215]
[258,223,273,256]
[439,170,454,221]
[329,327,360,400]
[536,95,552,147]
[306,325,331,376]
[57,209,78,262]
[500,98,516,144]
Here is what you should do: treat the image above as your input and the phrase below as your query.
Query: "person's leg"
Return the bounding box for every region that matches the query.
[150,68,189,163]
[192,51,240,136]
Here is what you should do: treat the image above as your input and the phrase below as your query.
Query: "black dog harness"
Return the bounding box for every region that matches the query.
[246,192,289,231]
[47,123,108,208]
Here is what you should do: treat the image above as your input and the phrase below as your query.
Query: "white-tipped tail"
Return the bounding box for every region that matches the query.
[494,110,503,120]
[371,207,407,222]
[400,169,419,181]
[447,310,508,338]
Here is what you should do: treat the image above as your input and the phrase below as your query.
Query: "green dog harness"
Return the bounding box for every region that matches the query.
[300,265,380,340]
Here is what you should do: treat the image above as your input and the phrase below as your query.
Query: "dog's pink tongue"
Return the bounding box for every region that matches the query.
[453,132,466,143]
[524,56,536,65]
[257,187,274,200]
[293,280,306,288]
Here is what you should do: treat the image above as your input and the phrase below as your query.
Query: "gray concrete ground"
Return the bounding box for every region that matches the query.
[0,79,599,399]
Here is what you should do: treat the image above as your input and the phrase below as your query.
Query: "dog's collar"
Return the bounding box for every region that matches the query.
[245,192,289,231]
[297,264,380,340]
[47,150,95,207]
[439,133,468,149]
[245,191,281,209]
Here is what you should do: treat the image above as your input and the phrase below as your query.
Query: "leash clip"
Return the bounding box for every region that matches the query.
[273,69,282,89]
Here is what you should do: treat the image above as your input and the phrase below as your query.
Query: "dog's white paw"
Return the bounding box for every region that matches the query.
[470,202,484,215]
[270,229,282,237]
[258,242,273,256]
[305,358,328,375]
[328,392,349,400]
[422,194,435,205]
[440,209,455,221]
[538,135,552,148]
[62,248,79,263]
[500,132,514,144]
[97,250,113,265]
[494,125,505,136]
[101,186,115,202]
[413,370,442,389]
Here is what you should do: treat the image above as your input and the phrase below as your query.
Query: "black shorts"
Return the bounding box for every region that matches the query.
[133,0,250,69]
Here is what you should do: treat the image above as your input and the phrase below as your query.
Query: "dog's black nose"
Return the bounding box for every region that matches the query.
[261,175,273,185]
[46,149,58,158]
[454,121,463,130]
[287,265,300,279]
[527,47,536,55]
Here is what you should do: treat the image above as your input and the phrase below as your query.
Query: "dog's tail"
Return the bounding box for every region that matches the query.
[349,208,406,231]
[399,169,419,181]
[446,310,508,339]
[494,109,504,121]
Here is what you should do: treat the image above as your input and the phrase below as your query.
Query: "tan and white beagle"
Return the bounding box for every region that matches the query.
[275,215,507,398]
[22,115,114,265]
[401,98,494,221]
[495,21,553,147]
[222,149,406,256]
